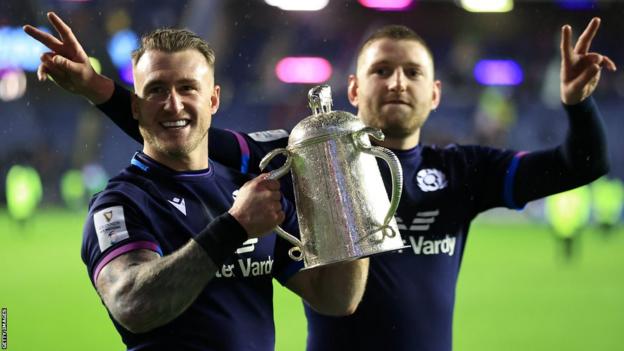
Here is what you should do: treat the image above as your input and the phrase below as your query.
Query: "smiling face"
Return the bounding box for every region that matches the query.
[348,38,441,149]
[131,49,220,170]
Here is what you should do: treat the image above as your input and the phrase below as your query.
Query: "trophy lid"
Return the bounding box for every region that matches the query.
[288,85,365,147]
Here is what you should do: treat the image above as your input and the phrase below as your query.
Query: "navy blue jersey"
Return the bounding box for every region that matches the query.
[81,152,302,351]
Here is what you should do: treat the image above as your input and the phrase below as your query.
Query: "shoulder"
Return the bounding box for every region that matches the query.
[423,143,511,164]
[88,167,155,213]
[211,160,256,184]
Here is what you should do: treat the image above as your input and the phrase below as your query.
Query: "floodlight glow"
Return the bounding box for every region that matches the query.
[358,0,414,10]
[265,0,329,11]
[83,163,109,194]
[6,165,43,221]
[119,62,134,85]
[473,60,523,86]
[460,0,513,12]
[275,57,332,84]
[545,186,591,238]
[61,169,86,210]
[107,29,138,68]
[0,69,27,101]
[556,0,596,10]
[0,26,49,71]
[592,177,624,225]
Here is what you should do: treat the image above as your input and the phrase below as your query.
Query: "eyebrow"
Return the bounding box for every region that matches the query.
[370,60,423,67]
[142,78,200,93]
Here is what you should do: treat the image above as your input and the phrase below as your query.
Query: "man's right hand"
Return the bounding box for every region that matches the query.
[228,174,285,238]
[23,11,114,104]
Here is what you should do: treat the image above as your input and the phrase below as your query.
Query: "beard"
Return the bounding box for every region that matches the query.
[140,124,208,160]
[363,104,429,139]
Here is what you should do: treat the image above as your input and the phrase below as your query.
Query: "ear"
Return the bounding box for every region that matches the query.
[347,74,359,108]
[431,80,442,110]
[210,85,221,114]
[131,93,140,121]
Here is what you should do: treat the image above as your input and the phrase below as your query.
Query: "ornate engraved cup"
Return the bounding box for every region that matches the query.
[261,85,405,269]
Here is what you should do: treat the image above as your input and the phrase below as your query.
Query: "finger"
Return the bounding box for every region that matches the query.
[268,192,281,202]
[41,61,66,82]
[273,210,285,225]
[23,24,63,51]
[560,24,573,67]
[574,17,600,54]
[603,55,617,71]
[51,54,85,75]
[47,12,82,49]
[260,179,281,191]
[37,64,48,81]
[269,201,283,213]
[585,52,604,65]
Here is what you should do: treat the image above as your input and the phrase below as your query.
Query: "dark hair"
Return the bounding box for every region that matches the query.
[131,28,215,68]
[356,25,434,70]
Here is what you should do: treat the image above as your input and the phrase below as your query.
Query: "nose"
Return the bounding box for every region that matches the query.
[388,69,407,93]
[163,90,183,114]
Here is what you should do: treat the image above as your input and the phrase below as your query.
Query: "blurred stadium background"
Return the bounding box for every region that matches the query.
[1,0,623,350]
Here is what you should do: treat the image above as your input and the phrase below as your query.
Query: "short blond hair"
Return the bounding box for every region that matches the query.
[132,28,215,68]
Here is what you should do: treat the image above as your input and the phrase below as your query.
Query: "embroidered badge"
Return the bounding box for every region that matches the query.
[416,169,448,192]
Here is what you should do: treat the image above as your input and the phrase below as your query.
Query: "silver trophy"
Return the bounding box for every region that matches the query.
[261,85,405,269]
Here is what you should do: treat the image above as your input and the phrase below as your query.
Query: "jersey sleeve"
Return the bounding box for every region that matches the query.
[81,192,163,285]
[467,97,609,213]
[455,145,519,213]
[208,129,290,174]
[271,196,304,285]
[95,82,143,144]
[511,97,609,206]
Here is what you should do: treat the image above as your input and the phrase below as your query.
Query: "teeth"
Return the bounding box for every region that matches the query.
[162,120,189,128]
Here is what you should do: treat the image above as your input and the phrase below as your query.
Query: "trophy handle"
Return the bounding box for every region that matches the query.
[353,127,404,236]
[259,148,304,262]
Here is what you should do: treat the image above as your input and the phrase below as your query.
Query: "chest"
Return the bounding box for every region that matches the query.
[144,180,278,279]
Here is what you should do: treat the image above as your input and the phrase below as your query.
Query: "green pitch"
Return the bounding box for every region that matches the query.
[0,209,622,350]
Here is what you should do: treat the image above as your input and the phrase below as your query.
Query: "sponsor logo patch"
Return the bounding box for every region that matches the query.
[94,206,130,252]
[168,197,187,216]
[236,238,258,254]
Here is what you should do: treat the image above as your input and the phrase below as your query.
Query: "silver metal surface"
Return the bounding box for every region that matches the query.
[260,85,405,269]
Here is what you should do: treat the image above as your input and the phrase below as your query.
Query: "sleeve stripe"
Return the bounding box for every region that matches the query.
[93,241,163,283]
[227,129,251,174]
[503,151,528,210]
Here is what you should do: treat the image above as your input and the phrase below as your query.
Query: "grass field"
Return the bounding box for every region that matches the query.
[0,209,622,350]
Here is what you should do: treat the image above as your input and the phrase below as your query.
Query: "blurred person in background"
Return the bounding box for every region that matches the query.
[24,14,368,350]
[25,12,615,351]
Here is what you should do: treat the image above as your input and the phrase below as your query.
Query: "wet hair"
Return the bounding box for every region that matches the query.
[356,25,434,71]
[131,28,215,68]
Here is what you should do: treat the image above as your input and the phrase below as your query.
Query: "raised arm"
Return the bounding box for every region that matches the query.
[95,175,284,333]
[506,18,615,208]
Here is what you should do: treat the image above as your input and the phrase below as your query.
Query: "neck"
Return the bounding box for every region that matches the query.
[143,143,209,172]
[374,129,421,150]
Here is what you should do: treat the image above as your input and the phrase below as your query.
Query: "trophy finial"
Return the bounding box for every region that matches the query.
[308,85,333,115]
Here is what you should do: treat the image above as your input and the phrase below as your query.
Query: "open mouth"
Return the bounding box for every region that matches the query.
[161,120,190,129]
